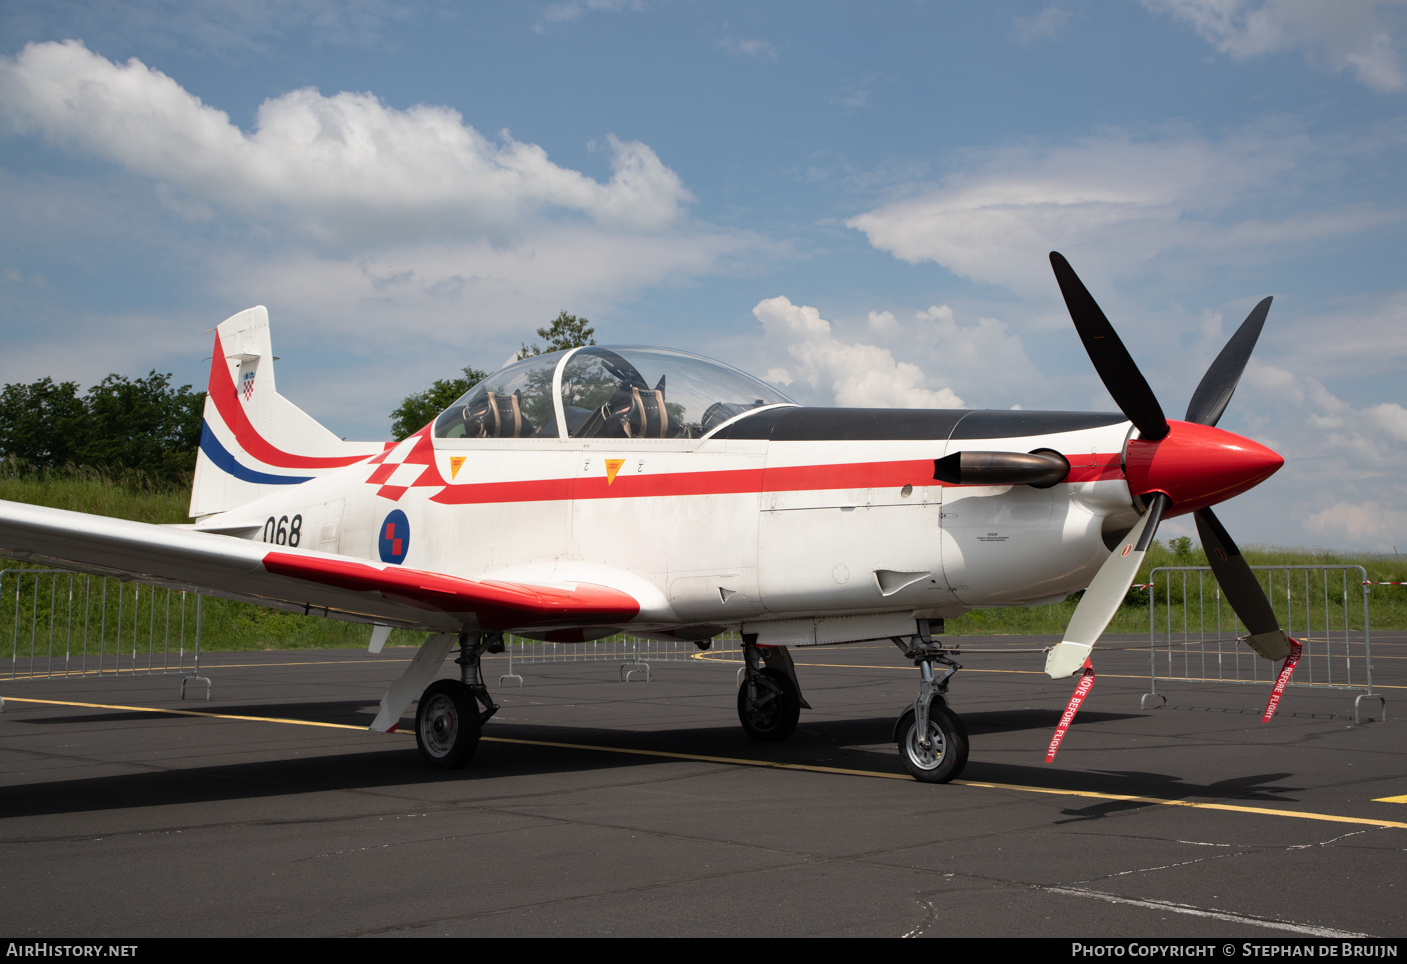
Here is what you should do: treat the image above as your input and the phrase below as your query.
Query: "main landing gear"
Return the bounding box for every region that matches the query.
[891,619,967,783]
[415,632,503,769]
[737,635,810,742]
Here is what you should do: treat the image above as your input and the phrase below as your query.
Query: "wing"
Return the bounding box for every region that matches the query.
[0,499,640,634]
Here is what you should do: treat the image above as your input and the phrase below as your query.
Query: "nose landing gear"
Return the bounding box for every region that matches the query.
[891,620,967,783]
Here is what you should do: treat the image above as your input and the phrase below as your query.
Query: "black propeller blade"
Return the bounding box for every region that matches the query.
[1047,252,1289,668]
[1194,507,1292,661]
[1049,251,1169,441]
[1184,297,1273,427]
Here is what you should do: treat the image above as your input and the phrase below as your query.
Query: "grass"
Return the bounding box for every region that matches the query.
[0,464,411,651]
[1,468,1403,649]
[947,539,1407,635]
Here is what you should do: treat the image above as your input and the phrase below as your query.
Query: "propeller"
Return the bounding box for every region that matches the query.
[1194,506,1291,660]
[1045,493,1169,678]
[1185,297,1272,428]
[1043,253,1289,679]
[1050,252,1169,442]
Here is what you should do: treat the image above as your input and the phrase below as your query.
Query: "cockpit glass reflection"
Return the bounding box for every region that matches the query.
[561,347,792,438]
[433,352,563,439]
[434,345,793,440]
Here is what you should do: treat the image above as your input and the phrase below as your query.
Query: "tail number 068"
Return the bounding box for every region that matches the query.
[262,514,302,547]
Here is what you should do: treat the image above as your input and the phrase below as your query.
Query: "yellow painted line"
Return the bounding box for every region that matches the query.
[0,696,366,730]
[956,780,1407,829]
[1372,794,1407,804]
[6,695,1407,830]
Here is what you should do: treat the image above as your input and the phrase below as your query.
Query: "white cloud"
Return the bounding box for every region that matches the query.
[216,226,759,347]
[537,0,644,31]
[0,267,48,288]
[1303,501,1407,549]
[829,73,886,111]
[752,296,963,408]
[845,128,1393,298]
[1266,289,1407,379]
[1013,6,1071,42]
[0,40,693,244]
[0,221,769,439]
[719,37,777,60]
[1144,0,1407,91]
[1234,363,1407,548]
[9,0,415,55]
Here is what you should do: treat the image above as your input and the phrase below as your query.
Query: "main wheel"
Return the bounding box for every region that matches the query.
[415,679,482,769]
[896,702,968,783]
[737,667,801,742]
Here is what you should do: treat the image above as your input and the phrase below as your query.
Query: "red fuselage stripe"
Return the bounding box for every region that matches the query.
[208,332,372,470]
[430,454,1125,506]
[261,552,640,628]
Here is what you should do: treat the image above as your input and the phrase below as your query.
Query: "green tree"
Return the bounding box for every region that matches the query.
[80,372,204,482]
[519,311,595,357]
[389,366,488,440]
[0,377,86,467]
[0,371,202,486]
[391,312,598,439]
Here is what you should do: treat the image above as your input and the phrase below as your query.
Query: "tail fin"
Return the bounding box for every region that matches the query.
[190,306,386,520]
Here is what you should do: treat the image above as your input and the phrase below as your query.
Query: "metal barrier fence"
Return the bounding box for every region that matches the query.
[499,630,744,685]
[1144,565,1384,721]
[0,568,210,700]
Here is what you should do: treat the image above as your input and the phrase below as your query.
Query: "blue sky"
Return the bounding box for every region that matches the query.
[1,1,1405,549]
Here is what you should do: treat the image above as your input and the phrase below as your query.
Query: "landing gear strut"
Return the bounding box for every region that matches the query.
[891,619,968,783]
[415,631,503,769]
[737,634,809,742]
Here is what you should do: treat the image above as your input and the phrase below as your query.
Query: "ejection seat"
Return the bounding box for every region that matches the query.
[578,377,672,439]
[460,390,537,438]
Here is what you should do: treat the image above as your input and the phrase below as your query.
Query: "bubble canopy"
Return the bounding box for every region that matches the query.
[434,346,796,441]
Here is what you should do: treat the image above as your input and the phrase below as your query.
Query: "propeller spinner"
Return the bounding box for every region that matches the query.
[1043,253,1293,680]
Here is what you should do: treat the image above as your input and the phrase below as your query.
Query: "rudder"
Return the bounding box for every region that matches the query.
[190,306,385,520]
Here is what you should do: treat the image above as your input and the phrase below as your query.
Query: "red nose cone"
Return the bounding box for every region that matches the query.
[1123,420,1283,517]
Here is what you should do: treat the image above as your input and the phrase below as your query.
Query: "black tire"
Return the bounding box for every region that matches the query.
[737,667,801,742]
[896,703,968,783]
[415,679,482,769]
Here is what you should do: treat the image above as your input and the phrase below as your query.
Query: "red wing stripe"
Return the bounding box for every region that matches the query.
[431,455,1125,506]
[208,332,373,470]
[261,552,640,629]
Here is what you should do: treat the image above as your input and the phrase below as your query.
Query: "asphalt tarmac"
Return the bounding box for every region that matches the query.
[1,633,1404,938]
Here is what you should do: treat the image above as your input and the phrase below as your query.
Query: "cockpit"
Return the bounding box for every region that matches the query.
[434,346,796,441]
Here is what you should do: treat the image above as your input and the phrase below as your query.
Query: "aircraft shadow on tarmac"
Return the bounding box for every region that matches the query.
[958,761,1303,823]
[20,702,1145,733]
[1,703,1306,820]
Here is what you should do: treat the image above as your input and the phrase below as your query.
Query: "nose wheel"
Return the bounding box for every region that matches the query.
[895,700,968,783]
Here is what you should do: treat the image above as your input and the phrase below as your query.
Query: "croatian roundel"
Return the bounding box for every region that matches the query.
[241,369,256,401]
[378,509,410,564]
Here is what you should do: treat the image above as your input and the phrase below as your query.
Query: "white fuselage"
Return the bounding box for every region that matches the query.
[205,411,1141,642]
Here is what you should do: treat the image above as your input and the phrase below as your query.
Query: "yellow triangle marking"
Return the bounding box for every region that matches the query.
[1373,794,1407,804]
[604,459,625,485]
[449,456,466,479]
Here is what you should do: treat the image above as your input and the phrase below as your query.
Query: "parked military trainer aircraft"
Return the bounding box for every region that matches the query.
[0,253,1294,782]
